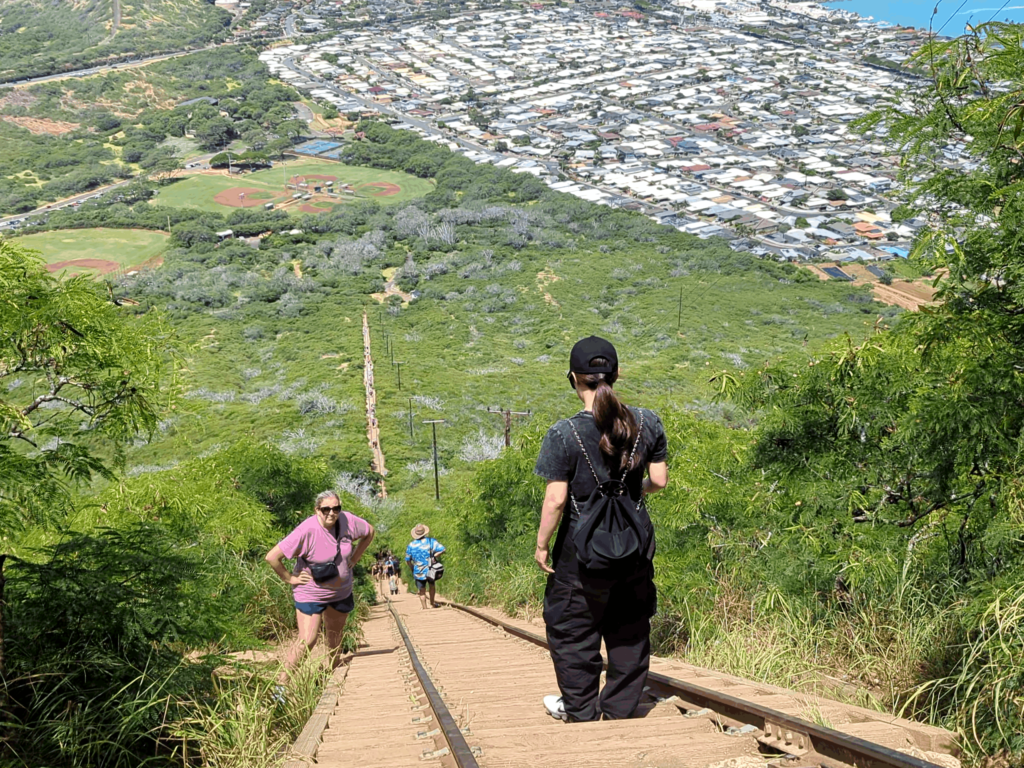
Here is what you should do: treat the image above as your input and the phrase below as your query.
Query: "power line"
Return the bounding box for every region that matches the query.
[935,0,971,33]
[985,0,1012,23]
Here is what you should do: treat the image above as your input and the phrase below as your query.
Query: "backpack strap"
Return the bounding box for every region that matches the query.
[565,410,645,519]
[624,409,645,478]
[566,419,603,485]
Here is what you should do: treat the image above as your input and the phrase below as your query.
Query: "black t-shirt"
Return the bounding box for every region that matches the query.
[534,407,668,582]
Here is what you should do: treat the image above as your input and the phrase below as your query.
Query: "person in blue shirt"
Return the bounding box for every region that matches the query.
[405,523,445,609]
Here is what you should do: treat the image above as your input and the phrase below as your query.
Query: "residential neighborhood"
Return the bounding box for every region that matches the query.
[258,0,955,263]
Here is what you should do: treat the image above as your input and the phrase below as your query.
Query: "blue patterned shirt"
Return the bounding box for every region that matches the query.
[405,537,445,579]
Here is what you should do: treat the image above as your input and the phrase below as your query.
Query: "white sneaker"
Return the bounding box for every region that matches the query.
[543,695,567,721]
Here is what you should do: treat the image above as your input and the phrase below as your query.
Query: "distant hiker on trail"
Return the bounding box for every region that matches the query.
[534,336,668,723]
[405,524,445,609]
[388,568,399,596]
[265,490,375,693]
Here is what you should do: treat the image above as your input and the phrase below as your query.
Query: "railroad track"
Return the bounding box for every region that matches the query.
[286,590,958,768]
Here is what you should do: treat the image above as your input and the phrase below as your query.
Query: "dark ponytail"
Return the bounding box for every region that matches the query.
[574,358,640,473]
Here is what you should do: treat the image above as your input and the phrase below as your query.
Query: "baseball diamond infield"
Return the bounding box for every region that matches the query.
[213,188,276,208]
[152,159,432,213]
[16,228,170,279]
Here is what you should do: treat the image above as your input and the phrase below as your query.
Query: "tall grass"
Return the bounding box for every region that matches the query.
[173,656,332,768]
[906,584,1024,764]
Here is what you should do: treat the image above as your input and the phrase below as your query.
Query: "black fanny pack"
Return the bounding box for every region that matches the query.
[307,520,342,582]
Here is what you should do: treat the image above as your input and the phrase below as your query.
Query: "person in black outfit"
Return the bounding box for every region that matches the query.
[534,336,669,723]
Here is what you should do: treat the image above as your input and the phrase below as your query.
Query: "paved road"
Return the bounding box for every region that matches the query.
[284,12,300,37]
[0,151,220,229]
[0,181,134,230]
[0,48,214,89]
[0,36,284,89]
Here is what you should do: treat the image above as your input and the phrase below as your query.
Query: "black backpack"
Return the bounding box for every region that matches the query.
[567,410,655,573]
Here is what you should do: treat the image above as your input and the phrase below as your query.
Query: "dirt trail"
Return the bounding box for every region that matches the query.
[97,0,122,47]
[370,267,414,304]
[536,268,561,307]
[362,312,387,498]
[802,262,937,310]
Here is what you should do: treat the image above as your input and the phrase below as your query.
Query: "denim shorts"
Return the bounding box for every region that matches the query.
[294,593,355,615]
[414,578,430,590]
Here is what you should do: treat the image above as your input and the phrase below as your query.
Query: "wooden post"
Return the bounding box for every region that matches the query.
[486,408,531,447]
[423,420,445,500]
[0,553,6,676]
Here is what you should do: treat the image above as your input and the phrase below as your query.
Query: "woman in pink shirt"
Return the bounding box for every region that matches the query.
[265,490,375,686]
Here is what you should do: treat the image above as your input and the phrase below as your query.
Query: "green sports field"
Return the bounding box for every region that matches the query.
[153,159,433,213]
[16,228,169,278]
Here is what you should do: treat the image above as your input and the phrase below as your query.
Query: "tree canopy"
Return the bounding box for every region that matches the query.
[0,237,180,533]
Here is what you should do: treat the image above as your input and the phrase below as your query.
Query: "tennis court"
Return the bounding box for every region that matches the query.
[294,140,343,156]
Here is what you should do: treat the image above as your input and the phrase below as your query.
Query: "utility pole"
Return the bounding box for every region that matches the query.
[423,420,445,500]
[677,285,683,329]
[486,407,531,447]
[396,361,403,391]
[408,397,414,438]
[390,338,395,367]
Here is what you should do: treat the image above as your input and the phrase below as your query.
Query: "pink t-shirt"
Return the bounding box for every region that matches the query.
[277,512,372,603]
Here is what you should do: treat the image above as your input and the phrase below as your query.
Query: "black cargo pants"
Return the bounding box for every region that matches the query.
[543,568,656,722]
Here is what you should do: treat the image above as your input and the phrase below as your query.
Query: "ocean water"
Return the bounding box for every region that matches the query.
[821,0,1024,33]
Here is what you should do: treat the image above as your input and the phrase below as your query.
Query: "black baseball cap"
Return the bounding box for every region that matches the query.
[569,336,618,373]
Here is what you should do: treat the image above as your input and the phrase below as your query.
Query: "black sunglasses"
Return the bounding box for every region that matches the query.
[566,370,575,389]
[318,505,342,514]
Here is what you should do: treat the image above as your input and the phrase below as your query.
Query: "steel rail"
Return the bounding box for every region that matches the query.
[387,600,481,768]
[444,601,945,768]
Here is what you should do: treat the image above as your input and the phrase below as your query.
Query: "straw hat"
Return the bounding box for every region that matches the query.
[411,523,430,540]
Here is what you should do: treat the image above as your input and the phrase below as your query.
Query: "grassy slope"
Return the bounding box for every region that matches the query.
[0,0,232,80]
[129,232,889,515]
[153,162,434,212]
[128,298,371,476]
[15,227,168,272]
[369,253,885,504]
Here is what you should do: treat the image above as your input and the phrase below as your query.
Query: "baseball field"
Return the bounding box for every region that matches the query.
[16,228,169,278]
[152,159,432,213]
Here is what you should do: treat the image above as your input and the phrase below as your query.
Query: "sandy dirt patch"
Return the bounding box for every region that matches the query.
[371,266,414,304]
[803,262,937,310]
[804,264,830,281]
[213,187,274,208]
[4,116,80,135]
[536,268,561,307]
[46,258,120,274]
[837,263,937,310]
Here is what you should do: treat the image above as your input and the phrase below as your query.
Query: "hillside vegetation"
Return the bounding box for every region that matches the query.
[3,23,1024,768]
[0,0,233,82]
[0,48,302,214]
